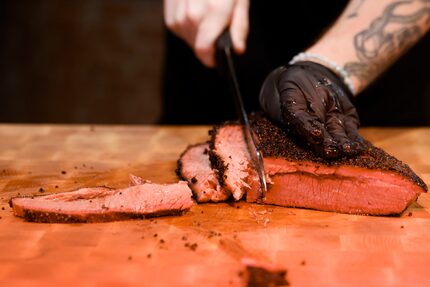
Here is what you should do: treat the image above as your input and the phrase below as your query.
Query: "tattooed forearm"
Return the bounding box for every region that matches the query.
[347,0,366,19]
[344,0,430,91]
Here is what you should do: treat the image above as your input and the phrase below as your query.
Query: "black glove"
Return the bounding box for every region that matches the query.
[260,61,364,159]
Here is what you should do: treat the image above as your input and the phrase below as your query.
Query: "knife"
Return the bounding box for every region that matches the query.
[216,30,268,200]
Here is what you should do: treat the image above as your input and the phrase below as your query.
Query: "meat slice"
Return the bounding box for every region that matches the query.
[210,117,427,215]
[209,126,260,200]
[177,143,230,202]
[10,181,194,223]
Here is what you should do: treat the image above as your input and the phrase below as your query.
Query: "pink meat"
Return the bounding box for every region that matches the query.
[209,121,427,216]
[246,158,424,215]
[10,181,194,223]
[177,144,230,202]
[210,125,259,200]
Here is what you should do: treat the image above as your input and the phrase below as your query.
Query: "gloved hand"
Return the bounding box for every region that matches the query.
[260,61,364,159]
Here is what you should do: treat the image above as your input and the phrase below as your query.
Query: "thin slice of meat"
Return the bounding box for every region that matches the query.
[209,126,260,200]
[10,181,194,223]
[209,117,427,215]
[177,143,230,202]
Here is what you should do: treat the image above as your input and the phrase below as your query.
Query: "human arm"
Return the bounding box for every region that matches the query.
[260,0,430,159]
[307,0,430,95]
[164,0,250,67]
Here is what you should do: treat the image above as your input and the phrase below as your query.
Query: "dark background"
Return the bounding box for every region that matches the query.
[1,1,429,126]
[0,0,164,124]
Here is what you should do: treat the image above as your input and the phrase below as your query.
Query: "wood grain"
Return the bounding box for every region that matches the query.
[0,125,429,287]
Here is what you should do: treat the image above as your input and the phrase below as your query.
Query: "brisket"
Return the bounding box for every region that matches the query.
[10,180,194,223]
[177,143,230,202]
[209,126,260,200]
[208,117,427,215]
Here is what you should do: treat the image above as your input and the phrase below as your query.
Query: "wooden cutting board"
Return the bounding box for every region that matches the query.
[0,124,429,287]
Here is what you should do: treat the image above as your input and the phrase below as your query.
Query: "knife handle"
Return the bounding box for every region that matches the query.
[216,29,232,50]
[215,29,233,76]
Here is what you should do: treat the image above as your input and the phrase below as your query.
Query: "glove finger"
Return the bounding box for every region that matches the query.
[281,88,325,146]
[325,112,360,156]
[290,109,340,159]
[343,116,366,152]
[259,66,287,126]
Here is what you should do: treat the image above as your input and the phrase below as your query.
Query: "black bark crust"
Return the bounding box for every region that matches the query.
[251,115,427,191]
[208,124,234,187]
[19,208,187,223]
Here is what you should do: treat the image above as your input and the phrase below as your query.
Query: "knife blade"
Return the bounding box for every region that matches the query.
[216,30,268,200]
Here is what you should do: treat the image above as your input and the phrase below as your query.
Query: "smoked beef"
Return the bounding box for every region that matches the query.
[241,258,289,287]
[177,143,230,202]
[10,180,194,223]
[208,117,427,215]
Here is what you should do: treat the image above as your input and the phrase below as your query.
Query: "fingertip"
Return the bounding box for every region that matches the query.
[323,144,340,159]
[233,41,246,54]
[195,46,215,67]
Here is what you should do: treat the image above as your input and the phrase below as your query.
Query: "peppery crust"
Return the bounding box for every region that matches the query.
[209,116,427,191]
[17,208,187,223]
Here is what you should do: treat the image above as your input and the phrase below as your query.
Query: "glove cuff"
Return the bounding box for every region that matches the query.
[290,52,356,96]
[259,66,287,126]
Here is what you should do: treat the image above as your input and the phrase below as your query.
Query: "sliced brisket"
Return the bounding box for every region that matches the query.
[10,181,194,223]
[209,117,427,215]
[177,143,230,202]
[209,126,260,200]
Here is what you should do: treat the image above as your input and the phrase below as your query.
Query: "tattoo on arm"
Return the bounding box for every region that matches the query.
[344,0,430,90]
[347,0,366,19]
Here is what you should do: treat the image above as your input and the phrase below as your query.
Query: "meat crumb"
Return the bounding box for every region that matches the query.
[128,256,133,261]
[38,188,45,193]
[61,171,67,175]
[208,231,222,238]
[200,211,204,214]
[189,243,198,251]
[55,185,59,189]
[147,253,152,259]
[153,233,158,238]
[400,225,404,229]
[408,212,413,217]
[1,207,5,210]
[301,260,306,266]
[191,177,198,184]
[0,216,2,219]
[141,236,144,239]
[184,243,190,247]
[182,236,187,241]
[160,239,165,244]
